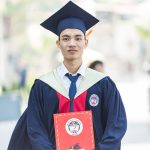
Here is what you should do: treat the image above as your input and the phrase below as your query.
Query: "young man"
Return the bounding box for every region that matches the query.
[8,1,127,150]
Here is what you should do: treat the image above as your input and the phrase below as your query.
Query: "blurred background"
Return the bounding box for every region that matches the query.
[0,0,150,149]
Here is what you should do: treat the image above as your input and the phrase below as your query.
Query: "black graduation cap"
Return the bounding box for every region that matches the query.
[40,1,99,36]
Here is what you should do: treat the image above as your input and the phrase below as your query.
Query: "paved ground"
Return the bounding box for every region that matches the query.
[122,122,150,150]
[119,80,150,150]
[0,121,16,150]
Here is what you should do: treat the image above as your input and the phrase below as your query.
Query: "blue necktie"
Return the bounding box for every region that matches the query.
[66,73,80,112]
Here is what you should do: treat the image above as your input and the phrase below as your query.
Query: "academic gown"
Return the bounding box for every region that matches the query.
[8,68,127,150]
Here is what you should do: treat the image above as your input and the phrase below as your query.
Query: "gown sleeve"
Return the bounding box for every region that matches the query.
[95,77,127,150]
[7,109,32,150]
[27,80,55,150]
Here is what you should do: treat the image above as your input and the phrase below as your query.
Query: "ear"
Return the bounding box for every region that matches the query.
[56,40,60,49]
[84,38,88,49]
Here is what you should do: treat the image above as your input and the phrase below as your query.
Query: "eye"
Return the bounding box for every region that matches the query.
[76,37,82,41]
[62,37,69,41]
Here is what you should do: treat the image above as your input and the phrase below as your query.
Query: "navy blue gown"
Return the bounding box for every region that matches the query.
[8,69,127,150]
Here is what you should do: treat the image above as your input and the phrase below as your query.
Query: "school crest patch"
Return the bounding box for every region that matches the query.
[65,118,83,136]
[89,94,99,107]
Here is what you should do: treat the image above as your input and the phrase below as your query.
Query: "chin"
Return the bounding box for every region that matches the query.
[66,57,80,61]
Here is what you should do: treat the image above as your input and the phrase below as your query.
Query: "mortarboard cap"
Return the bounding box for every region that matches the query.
[40,1,99,36]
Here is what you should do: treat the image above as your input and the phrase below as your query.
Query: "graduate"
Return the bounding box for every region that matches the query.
[8,1,127,150]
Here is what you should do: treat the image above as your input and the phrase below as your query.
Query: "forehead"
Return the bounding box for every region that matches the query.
[60,28,84,37]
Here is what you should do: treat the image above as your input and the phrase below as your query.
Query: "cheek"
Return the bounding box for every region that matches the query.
[60,42,68,48]
[60,45,68,55]
[80,43,86,50]
[58,44,65,51]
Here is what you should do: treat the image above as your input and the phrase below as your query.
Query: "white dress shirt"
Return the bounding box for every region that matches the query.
[56,63,86,94]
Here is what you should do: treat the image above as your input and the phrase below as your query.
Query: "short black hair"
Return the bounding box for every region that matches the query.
[89,60,104,69]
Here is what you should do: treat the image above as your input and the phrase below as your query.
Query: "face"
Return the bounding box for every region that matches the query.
[56,29,88,62]
[94,64,104,73]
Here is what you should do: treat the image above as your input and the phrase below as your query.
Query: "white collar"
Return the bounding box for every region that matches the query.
[57,63,86,78]
[39,68,106,99]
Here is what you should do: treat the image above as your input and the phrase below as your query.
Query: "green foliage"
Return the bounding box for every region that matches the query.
[42,36,56,50]
[136,25,150,39]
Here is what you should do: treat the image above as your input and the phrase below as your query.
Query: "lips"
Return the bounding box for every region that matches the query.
[68,49,77,52]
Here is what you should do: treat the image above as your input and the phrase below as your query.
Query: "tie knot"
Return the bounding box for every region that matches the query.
[65,73,80,82]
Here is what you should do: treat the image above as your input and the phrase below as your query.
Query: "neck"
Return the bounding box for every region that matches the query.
[63,59,82,74]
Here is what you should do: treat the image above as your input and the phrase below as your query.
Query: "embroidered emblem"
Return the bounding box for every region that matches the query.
[65,118,83,136]
[89,94,99,106]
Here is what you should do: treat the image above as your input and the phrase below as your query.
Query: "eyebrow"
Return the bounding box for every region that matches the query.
[75,34,82,37]
[61,34,83,37]
[61,35,70,37]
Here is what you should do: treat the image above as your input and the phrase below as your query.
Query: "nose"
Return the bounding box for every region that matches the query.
[68,39,76,46]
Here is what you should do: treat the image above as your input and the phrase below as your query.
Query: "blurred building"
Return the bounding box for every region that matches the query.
[92,0,149,80]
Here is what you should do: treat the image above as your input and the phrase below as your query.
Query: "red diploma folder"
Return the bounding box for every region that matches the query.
[53,110,95,150]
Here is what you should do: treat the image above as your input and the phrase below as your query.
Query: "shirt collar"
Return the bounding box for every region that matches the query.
[57,63,86,78]
[76,63,86,77]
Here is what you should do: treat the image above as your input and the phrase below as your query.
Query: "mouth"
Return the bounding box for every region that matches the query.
[68,49,78,52]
